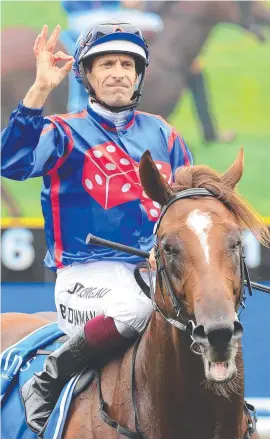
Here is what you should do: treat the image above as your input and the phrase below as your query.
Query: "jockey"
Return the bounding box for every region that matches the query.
[1,23,193,434]
[60,0,164,111]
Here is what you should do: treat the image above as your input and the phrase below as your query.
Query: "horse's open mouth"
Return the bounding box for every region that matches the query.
[206,360,236,382]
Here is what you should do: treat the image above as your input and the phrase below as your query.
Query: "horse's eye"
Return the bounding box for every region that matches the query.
[163,243,172,254]
[163,243,180,257]
[229,239,241,251]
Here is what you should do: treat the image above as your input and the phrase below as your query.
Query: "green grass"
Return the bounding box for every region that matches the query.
[1,1,67,30]
[1,2,270,218]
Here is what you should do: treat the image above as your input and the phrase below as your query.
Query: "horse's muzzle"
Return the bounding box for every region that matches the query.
[192,319,243,360]
[191,319,243,382]
[192,319,243,345]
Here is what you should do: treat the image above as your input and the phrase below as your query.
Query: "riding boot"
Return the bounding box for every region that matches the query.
[21,329,92,434]
[21,315,133,435]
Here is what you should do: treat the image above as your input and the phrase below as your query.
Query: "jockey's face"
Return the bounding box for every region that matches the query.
[86,53,138,107]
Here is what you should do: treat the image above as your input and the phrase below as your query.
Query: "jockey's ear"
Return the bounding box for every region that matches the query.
[139,150,173,206]
[220,148,244,189]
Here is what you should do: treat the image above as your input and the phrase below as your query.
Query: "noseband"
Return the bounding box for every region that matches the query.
[145,188,253,339]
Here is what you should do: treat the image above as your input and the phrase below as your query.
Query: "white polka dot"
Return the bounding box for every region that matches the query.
[121,183,131,193]
[106,145,116,153]
[120,158,130,166]
[153,201,160,208]
[150,209,159,218]
[106,163,116,170]
[93,150,103,158]
[85,179,93,190]
[162,174,167,179]
[156,164,162,170]
[142,191,149,199]
[95,174,103,185]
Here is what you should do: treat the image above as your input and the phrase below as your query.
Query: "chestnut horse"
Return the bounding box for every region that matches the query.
[2,149,269,439]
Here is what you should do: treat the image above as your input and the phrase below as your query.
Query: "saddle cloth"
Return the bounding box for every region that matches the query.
[0,322,94,439]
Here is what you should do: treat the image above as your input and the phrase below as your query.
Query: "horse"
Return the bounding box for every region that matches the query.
[2,148,269,439]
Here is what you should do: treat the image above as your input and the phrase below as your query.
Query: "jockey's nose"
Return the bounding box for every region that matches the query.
[192,319,243,347]
[112,61,125,78]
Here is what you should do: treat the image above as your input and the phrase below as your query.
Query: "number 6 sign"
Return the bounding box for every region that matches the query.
[1,228,35,271]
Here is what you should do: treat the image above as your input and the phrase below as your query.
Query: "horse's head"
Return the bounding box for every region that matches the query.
[139,149,270,384]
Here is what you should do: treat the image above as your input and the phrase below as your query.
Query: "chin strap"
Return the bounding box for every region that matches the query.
[89,94,141,113]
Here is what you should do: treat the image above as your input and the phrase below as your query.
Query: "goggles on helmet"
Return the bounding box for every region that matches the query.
[73,23,149,112]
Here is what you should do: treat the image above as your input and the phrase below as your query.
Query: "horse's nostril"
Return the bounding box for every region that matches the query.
[207,327,233,346]
[233,320,244,338]
[192,321,243,346]
[192,325,207,343]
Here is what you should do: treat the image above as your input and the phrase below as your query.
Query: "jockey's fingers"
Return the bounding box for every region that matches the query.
[33,34,41,56]
[33,25,49,56]
[60,59,74,77]
[140,259,157,272]
[149,259,157,271]
[46,24,61,52]
[53,51,73,63]
[148,247,157,271]
[39,24,48,48]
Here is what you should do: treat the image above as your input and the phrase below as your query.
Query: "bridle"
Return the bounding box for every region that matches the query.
[142,188,253,340]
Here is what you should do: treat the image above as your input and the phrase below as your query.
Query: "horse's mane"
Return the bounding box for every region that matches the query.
[173,164,270,248]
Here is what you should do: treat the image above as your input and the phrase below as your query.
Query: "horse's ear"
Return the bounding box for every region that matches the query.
[139,150,174,206]
[220,148,244,189]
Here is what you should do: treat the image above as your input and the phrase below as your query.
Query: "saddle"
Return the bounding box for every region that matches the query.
[0,324,95,439]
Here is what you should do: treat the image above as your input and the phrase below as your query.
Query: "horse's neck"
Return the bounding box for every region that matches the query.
[135,313,244,439]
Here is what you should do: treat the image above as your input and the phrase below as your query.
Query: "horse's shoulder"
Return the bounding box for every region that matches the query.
[67,345,135,436]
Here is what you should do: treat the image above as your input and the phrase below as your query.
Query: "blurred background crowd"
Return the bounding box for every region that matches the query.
[1,1,270,436]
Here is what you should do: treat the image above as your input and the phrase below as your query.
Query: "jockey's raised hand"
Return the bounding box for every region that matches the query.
[34,25,74,90]
[23,25,74,108]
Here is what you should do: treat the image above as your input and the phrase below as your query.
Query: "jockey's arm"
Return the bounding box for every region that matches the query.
[1,103,70,180]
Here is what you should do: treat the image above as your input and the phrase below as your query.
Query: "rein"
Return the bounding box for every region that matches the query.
[86,188,269,439]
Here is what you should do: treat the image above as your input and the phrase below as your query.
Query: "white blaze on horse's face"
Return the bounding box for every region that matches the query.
[186,209,212,264]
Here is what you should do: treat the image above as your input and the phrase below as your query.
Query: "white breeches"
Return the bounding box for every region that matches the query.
[55,261,154,338]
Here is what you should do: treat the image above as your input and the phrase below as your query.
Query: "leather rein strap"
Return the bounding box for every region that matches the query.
[96,335,147,439]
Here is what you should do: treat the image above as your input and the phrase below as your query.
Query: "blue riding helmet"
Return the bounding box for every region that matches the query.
[72,23,150,112]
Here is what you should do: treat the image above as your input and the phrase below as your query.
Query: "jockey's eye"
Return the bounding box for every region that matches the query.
[122,61,133,68]
[102,61,113,68]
